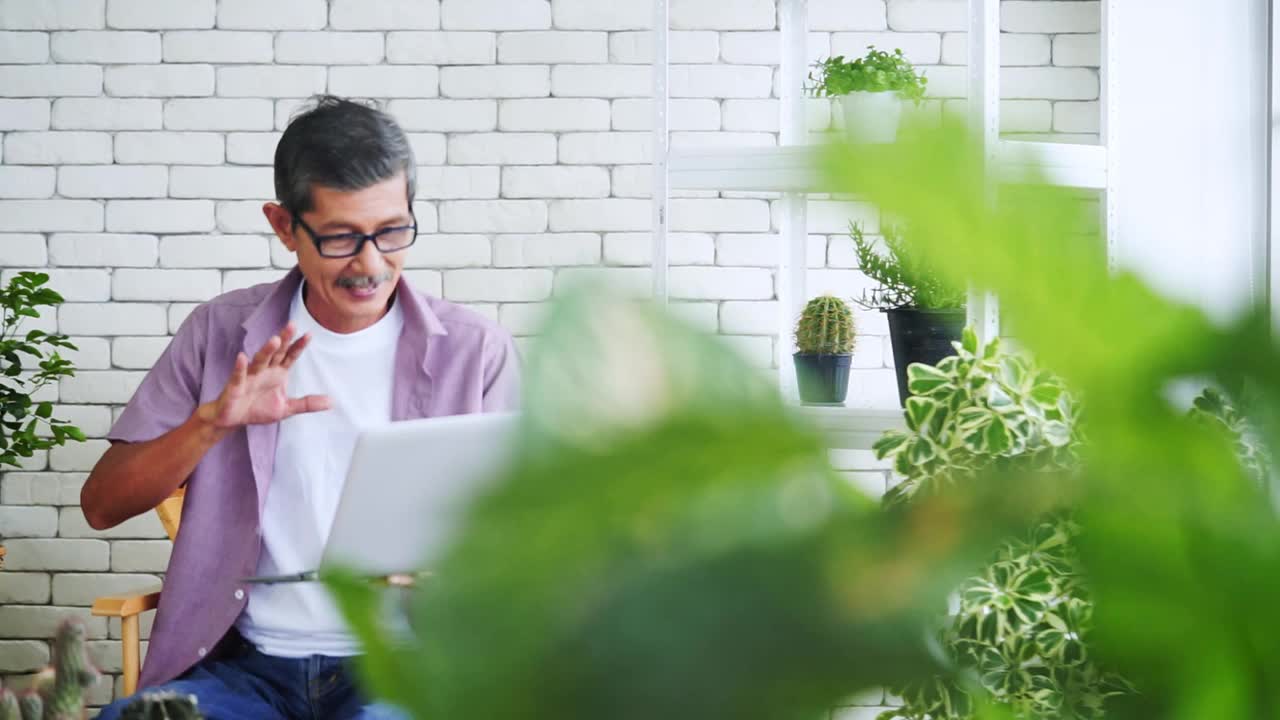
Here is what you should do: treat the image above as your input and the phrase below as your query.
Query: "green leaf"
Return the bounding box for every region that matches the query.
[873,431,910,460]
[904,396,938,432]
[907,363,951,396]
[961,325,979,354]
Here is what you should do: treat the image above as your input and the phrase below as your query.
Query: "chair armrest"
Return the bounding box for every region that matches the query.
[92,590,161,618]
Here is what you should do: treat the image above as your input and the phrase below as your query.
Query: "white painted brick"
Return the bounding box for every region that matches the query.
[443,268,552,302]
[672,199,770,233]
[59,303,165,335]
[497,301,549,335]
[0,200,102,231]
[549,198,648,231]
[217,65,326,98]
[462,303,498,322]
[722,335,773,368]
[2,539,108,571]
[52,98,161,130]
[0,65,101,97]
[553,266,652,297]
[0,0,104,30]
[106,199,215,233]
[602,232,714,265]
[0,606,106,639]
[551,64,649,98]
[330,0,440,30]
[275,31,384,64]
[940,32,1049,66]
[215,200,268,232]
[830,31,939,64]
[223,268,286,291]
[807,269,877,298]
[440,65,549,98]
[169,165,271,199]
[52,405,112,436]
[721,30,827,65]
[997,99,1052,132]
[48,437,109,470]
[48,233,157,266]
[388,99,497,131]
[439,200,547,233]
[89,638,151,673]
[60,336,110,369]
[216,0,326,30]
[0,573,50,603]
[8,449,48,472]
[0,641,49,673]
[1003,1,1099,33]
[720,300,779,334]
[611,98,719,131]
[112,268,221,301]
[448,133,556,164]
[671,65,772,98]
[104,64,213,98]
[608,30,718,63]
[0,99,49,129]
[1053,101,1099,134]
[50,30,158,62]
[4,131,110,164]
[269,241,296,268]
[416,166,500,199]
[1054,33,1100,67]
[0,166,55,198]
[0,267,108,301]
[1002,131,1097,145]
[0,234,46,265]
[809,0,888,30]
[53,572,161,605]
[387,31,494,64]
[552,0,649,30]
[110,540,172,573]
[716,233,825,268]
[670,266,771,300]
[906,64,963,98]
[106,0,211,28]
[1002,67,1097,100]
[666,301,718,334]
[408,133,447,164]
[671,0,773,30]
[402,234,490,268]
[225,132,278,165]
[502,166,608,198]
[165,98,273,130]
[159,234,268,267]
[58,504,162,538]
[558,132,649,164]
[0,506,57,538]
[400,269,442,296]
[168,302,197,330]
[887,0,965,32]
[493,233,599,266]
[0,31,49,62]
[499,98,610,131]
[57,165,167,198]
[722,98,830,132]
[329,65,439,98]
[498,31,604,63]
[786,199,880,234]
[671,131,775,151]
[162,30,272,62]
[609,165,692,199]
[441,0,550,30]
[116,131,223,165]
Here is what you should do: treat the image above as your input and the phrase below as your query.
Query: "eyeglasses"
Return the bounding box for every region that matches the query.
[292,213,418,259]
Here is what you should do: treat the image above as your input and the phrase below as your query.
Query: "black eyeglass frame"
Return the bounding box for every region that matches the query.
[291,211,419,259]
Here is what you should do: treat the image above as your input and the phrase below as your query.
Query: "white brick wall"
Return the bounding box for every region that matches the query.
[0,0,1098,706]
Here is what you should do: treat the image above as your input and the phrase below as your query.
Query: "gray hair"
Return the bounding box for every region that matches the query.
[273,95,417,216]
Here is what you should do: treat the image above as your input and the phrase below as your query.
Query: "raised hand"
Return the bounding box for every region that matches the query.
[202,323,331,429]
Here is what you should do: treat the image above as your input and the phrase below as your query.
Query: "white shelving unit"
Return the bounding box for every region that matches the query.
[651,0,1117,450]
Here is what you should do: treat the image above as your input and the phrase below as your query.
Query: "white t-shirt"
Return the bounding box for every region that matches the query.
[236,281,403,657]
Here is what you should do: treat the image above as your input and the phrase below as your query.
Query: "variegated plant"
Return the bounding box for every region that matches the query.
[874,328,1131,719]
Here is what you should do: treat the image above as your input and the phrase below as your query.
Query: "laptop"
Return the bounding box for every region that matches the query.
[243,411,520,584]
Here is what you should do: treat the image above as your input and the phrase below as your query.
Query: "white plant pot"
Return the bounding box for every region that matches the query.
[838,91,903,144]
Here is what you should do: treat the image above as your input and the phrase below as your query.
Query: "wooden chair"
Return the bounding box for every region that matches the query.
[90,488,184,697]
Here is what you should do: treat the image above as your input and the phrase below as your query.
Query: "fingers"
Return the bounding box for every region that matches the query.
[247,334,281,376]
[285,394,331,417]
[268,323,295,367]
[249,323,312,375]
[280,332,312,368]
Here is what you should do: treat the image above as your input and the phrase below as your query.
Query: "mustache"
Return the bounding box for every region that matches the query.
[336,272,393,289]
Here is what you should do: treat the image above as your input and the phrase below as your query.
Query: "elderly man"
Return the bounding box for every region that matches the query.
[83,96,520,719]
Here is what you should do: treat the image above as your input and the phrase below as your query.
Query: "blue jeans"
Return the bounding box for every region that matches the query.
[96,632,410,720]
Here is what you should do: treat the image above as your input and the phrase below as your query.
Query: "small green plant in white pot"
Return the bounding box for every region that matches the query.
[808,46,928,143]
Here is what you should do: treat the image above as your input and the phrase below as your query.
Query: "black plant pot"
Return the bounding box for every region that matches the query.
[886,307,966,406]
[793,353,852,405]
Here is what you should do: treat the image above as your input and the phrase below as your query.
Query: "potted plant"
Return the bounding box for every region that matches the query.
[793,294,856,405]
[807,46,927,143]
[851,222,965,406]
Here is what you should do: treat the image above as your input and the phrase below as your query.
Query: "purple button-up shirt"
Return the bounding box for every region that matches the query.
[106,267,521,689]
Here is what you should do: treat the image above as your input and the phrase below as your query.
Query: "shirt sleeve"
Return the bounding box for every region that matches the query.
[482,329,522,412]
[107,305,209,444]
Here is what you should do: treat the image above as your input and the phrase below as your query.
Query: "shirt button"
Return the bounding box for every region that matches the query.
[197,647,207,658]
[234,588,245,600]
